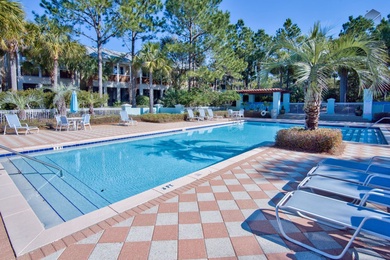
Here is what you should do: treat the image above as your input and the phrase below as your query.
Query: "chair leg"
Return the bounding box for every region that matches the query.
[3,125,6,135]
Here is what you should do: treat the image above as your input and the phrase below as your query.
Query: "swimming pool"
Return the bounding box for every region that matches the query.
[5,121,387,228]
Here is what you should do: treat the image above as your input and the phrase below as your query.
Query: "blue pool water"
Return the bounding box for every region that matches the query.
[7,122,387,227]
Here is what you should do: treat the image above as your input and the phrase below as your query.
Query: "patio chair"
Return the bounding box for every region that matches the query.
[298,175,390,208]
[186,108,203,121]
[198,109,209,120]
[3,114,39,135]
[318,157,390,172]
[119,111,137,126]
[79,114,92,130]
[207,108,222,120]
[59,116,76,131]
[238,109,244,118]
[55,115,62,131]
[307,160,390,189]
[276,189,390,259]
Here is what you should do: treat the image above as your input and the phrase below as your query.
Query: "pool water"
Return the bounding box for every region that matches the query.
[7,122,387,227]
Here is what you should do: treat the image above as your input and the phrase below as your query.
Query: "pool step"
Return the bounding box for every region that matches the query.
[8,157,109,227]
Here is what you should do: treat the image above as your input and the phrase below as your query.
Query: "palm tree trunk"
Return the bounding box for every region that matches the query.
[303,88,321,130]
[9,51,18,92]
[52,58,59,88]
[339,68,348,102]
[149,72,154,114]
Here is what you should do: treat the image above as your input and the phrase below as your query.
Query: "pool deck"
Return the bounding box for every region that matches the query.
[0,118,390,260]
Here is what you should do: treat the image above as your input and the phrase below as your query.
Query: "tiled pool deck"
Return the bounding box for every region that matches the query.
[0,119,389,260]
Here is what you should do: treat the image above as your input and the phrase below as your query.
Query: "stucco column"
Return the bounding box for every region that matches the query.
[273,92,281,113]
[327,98,335,114]
[283,93,290,113]
[363,89,373,121]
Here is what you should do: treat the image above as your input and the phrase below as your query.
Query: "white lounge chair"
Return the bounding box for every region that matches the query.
[59,116,76,131]
[79,114,92,130]
[186,109,203,121]
[276,190,390,259]
[119,111,137,126]
[207,109,222,120]
[198,109,209,120]
[3,114,39,135]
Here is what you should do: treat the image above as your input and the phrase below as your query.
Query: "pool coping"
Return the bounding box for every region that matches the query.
[1,119,389,256]
[1,120,252,256]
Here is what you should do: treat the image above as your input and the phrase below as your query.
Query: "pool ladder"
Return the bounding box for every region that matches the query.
[0,144,63,177]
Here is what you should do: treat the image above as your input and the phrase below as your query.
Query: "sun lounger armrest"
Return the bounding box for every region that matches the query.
[359,189,390,207]
[363,172,390,186]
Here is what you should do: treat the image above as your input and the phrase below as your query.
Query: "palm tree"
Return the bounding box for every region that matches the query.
[0,91,42,119]
[136,42,172,113]
[263,23,390,130]
[50,83,77,115]
[32,16,75,88]
[0,0,26,91]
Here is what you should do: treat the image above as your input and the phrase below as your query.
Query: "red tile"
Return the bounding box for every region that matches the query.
[202,223,228,238]
[152,225,178,240]
[238,178,255,184]
[132,214,157,226]
[221,210,245,222]
[178,239,207,259]
[246,220,277,235]
[196,185,213,193]
[29,249,44,260]
[258,183,277,191]
[227,185,245,191]
[231,236,263,256]
[118,241,151,260]
[179,212,201,224]
[248,191,269,199]
[158,203,178,213]
[214,192,234,200]
[58,244,95,260]
[198,201,219,211]
[236,199,258,209]
[231,168,246,174]
[209,179,225,186]
[179,193,197,202]
[99,227,129,243]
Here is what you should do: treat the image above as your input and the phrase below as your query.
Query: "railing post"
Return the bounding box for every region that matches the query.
[327,98,335,114]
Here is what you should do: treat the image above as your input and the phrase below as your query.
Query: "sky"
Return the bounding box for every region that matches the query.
[19,0,390,52]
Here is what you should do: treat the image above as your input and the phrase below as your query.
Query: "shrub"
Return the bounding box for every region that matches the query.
[275,127,342,154]
[140,113,186,123]
[136,95,149,106]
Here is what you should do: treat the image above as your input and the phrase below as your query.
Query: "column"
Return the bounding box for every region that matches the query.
[363,89,373,121]
[273,92,281,113]
[327,98,335,114]
[283,93,290,113]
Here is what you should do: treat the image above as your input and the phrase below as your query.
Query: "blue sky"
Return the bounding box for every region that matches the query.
[20,0,390,52]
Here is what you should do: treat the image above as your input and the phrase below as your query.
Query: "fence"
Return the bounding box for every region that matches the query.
[0,107,122,124]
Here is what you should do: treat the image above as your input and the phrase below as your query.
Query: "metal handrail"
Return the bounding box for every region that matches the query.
[0,144,63,177]
[367,117,390,128]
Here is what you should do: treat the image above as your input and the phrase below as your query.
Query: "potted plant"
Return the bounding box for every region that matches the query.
[355,106,363,116]
[280,105,285,114]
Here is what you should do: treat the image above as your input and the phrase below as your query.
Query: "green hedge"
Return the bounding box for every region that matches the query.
[275,127,343,153]
[140,113,186,123]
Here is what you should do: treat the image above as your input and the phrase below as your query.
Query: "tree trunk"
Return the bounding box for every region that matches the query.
[303,87,321,130]
[149,72,154,114]
[339,68,348,102]
[9,51,17,92]
[98,46,103,98]
[18,109,26,120]
[52,58,59,88]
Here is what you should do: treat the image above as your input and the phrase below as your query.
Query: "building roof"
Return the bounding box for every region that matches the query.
[85,46,131,62]
[237,88,289,94]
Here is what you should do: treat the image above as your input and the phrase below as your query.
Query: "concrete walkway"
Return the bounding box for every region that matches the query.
[0,119,389,260]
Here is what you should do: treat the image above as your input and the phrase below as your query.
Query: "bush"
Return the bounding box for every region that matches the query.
[136,95,149,106]
[275,127,342,154]
[140,113,186,123]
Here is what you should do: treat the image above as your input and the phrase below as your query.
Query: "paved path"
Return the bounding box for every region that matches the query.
[0,120,389,260]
